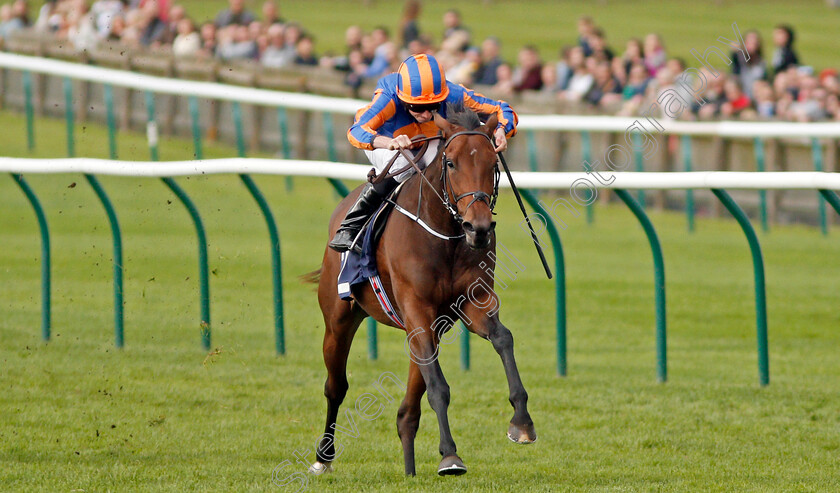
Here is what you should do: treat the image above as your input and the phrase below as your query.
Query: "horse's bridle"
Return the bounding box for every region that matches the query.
[438,130,500,225]
[372,128,500,235]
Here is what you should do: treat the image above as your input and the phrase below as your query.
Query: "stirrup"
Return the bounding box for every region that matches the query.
[328,229,363,254]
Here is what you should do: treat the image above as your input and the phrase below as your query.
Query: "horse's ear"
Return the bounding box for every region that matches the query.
[434,112,453,135]
[483,114,499,138]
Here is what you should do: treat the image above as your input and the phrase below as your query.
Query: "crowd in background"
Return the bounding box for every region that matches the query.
[1,0,839,122]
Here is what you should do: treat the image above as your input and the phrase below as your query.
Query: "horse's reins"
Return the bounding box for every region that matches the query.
[369,127,553,279]
[371,131,499,224]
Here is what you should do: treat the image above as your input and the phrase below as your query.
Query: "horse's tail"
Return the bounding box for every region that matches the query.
[300,266,322,285]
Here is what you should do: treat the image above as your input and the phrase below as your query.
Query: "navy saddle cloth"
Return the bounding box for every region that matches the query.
[336,195,395,301]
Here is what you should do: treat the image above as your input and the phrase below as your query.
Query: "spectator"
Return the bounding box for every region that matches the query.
[282,21,302,56]
[34,0,59,33]
[643,33,666,76]
[66,0,98,51]
[139,0,170,22]
[343,48,366,89]
[513,45,543,92]
[261,23,289,68]
[172,16,199,57]
[585,61,622,106]
[215,0,255,28]
[91,0,124,39]
[559,46,592,101]
[435,28,468,73]
[322,24,363,71]
[0,3,25,39]
[198,21,217,57]
[771,24,799,74]
[261,0,281,27]
[819,69,840,95]
[106,14,126,41]
[449,46,480,85]
[216,23,257,61]
[345,24,363,53]
[472,36,503,86]
[159,4,187,44]
[773,66,799,100]
[588,27,614,61]
[622,63,649,101]
[731,30,766,98]
[405,34,432,56]
[139,0,169,47]
[11,0,29,25]
[787,75,826,121]
[665,57,685,76]
[119,8,145,47]
[825,92,840,120]
[246,18,262,42]
[540,62,558,94]
[576,15,595,57]
[294,34,317,66]
[555,46,574,91]
[492,62,514,97]
[365,40,397,78]
[617,62,650,116]
[719,79,752,118]
[442,8,469,51]
[753,80,776,119]
[400,0,420,49]
[620,38,644,78]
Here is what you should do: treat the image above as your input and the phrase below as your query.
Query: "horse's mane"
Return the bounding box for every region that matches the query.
[445,102,481,130]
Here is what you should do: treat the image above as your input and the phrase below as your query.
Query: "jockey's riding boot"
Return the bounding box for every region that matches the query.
[328,182,384,254]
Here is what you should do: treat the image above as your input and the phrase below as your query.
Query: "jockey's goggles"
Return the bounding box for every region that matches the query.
[403,101,440,113]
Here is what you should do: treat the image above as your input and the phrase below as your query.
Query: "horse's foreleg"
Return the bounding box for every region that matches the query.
[488,317,536,444]
[396,361,425,476]
[463,306,536,444]
[404,320,466,476]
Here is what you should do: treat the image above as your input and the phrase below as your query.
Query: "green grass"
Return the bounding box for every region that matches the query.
[173,0,840,71]
[1,108,840,491]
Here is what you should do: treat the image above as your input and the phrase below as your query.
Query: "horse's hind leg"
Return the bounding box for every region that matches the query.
[311,299,365,474]
[396,361,426,476]
[463,305,536,444]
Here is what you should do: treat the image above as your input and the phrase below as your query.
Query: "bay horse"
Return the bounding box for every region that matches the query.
[310,106,536,477]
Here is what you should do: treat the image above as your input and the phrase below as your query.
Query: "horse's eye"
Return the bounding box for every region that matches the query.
[446,159,455,169]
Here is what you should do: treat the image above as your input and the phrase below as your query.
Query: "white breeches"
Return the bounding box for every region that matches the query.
[364,141,440,183]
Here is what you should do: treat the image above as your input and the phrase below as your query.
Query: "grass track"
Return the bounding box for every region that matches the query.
[1,109,840,491]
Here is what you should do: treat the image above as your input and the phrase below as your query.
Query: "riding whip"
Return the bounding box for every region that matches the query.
[497,151,553,279]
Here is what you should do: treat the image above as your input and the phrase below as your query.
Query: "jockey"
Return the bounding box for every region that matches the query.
[329,53,518,253]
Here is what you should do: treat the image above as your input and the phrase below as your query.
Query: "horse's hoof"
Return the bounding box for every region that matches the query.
[308,461,333,475]
[507,422,537,444]
[437,455,467,476]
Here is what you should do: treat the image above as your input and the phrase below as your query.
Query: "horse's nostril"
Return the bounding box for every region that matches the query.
[462,222,475,233]
[490,221,497,231]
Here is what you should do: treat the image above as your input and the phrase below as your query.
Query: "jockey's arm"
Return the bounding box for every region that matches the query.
[458,84,519,152]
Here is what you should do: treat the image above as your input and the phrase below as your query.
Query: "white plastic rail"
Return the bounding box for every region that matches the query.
[2,157,839,190]
[3,52,840,138]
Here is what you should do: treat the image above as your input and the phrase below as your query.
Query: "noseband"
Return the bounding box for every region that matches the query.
[439,130,501,224]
